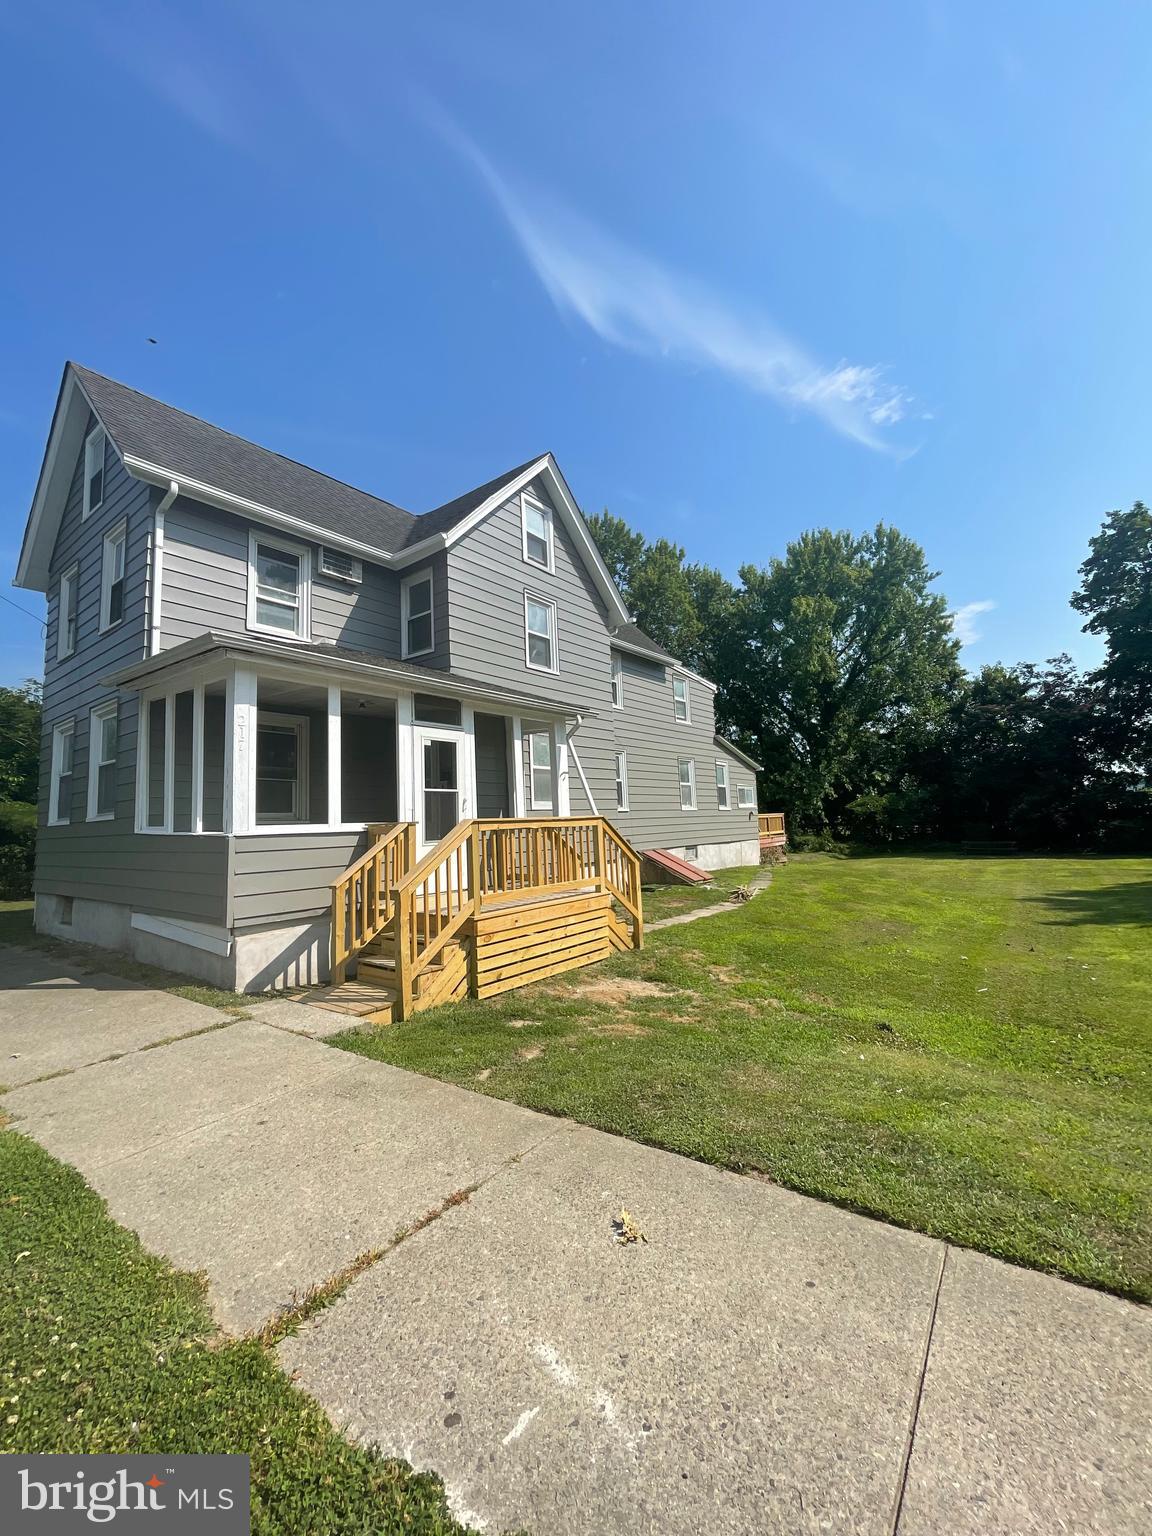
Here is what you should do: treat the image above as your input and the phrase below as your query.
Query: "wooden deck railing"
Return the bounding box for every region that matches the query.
[759,812,787,845]
[391,819,478,1017]
[600,820,644,948]
[330,821,415,985]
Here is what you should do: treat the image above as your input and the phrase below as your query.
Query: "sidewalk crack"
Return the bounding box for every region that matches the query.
[890,1243,949,1535]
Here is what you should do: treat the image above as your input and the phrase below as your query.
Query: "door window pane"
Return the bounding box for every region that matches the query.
[413,693,461,727]
[423,739,459,839]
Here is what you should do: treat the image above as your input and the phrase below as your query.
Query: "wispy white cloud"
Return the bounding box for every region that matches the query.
[432,114,918,454]
[950,600,995,647]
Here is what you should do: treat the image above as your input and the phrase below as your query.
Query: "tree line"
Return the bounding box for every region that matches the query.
[588,503,1152,850]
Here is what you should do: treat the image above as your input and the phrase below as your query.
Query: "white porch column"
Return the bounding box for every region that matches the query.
[509,716,526,816]
[327,685,342,827]
[396,691,415,822]
[551,719,571,816]
[191,683,205,833]
[225,667,258,834]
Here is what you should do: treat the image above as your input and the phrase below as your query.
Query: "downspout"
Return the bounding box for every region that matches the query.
[566,715,598,815]
[149,480,179,657]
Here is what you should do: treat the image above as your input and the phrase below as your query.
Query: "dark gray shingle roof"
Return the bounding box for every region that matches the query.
[609,621,676,662]
[412,455,548,544]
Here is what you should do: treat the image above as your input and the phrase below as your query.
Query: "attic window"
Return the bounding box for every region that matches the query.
[318,548,362,583]
[83,426,106,519]
[521,492,554,572]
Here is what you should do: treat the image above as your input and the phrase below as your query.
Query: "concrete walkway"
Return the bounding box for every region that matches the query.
[2,950,1148,1535]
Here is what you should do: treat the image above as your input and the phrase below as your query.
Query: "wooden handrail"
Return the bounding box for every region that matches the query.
[391,819,478,1017]
[330,821,415,985]
[599,819,643,948]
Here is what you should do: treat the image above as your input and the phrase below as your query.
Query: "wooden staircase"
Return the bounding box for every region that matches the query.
[310,816,644,1024]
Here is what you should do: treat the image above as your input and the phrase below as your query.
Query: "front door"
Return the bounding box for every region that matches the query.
[415,730,467,855]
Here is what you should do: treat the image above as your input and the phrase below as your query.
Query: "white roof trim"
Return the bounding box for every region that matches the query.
[15,367,103,591]
[611,635,677,666]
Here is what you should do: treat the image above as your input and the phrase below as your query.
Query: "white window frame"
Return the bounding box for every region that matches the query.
[610,653,624,709]
[614,749,630,812]
[673,673,691,724]
[528,730,554,810]
[715,759,731,811]
[48,719,75,826]
[524,592,559,674]
[247,529,311,641]
[737,783,756,809]
[401,568,435,659]
[57,564,78,661]
[678,756,697,811]
[82,425,106,520]
[87,701,119,822]
[521,491,555,573]
[99,520,128,633]
[255,711,311,825]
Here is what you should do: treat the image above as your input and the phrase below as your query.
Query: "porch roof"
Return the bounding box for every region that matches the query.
[104,633,591,718]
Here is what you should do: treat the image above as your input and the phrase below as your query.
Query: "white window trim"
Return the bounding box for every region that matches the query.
[82,425,105,520]
[678,756,697,811]
[401,568,435,659]
[615,749,630,812]
[520,490,555,573]
[247,528,312,641]
[737,783,756,809]
[673,673,691,724]
[524,591,559,674]
[48,720,75,826]
[527,730,554,810]
[57,564,78,661]
[87,701,119,821]
[610,653,624,709]
[715,759,731,811]
[255,711,311,825]
[99,519,128,633]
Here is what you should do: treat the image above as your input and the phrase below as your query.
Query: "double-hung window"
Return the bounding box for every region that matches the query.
[83,426,106,519]
[58,564,78,660]
[87,702,119,820]
[256,713,309,824]
[521,492,554,571]
[610,654,623,708]
[678,757,697,811]
[525,594,558,672]
[614,750,629,811]
[49,720,75,825]
[673,674,691,723]
[402,570,434,658]
[528,731,553,809]
[715,760,731,810]
[248,531,310,638]
[100,521,127,631]
[737,783,756,809]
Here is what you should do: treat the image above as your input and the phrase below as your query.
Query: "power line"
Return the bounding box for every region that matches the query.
[0,590,46,629]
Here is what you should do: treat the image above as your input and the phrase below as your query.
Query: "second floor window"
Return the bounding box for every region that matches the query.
[673,674,690,723]
[525,594,557,672]
[58,564,78,661]
[610,654,623,708]
[402,571,434,658]
[83,426,106,519]
[248,531,310,639]
[521,492,554,571]
[100,522,127,631]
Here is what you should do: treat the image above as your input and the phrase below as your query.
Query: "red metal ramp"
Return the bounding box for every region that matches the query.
[641,848,711,885]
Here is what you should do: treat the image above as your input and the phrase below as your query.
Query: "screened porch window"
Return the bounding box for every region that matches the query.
[256,715,309,823]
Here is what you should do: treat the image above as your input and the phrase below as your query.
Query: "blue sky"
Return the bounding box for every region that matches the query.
[3,0,1150,686]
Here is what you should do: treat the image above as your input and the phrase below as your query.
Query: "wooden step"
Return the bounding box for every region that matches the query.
[305,978,397,1024]
[357,940,465,999]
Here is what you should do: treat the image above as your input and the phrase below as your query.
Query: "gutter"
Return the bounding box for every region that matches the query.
[148,480,179,657]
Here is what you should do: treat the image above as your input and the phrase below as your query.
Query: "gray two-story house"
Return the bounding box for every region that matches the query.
[15,364,762,992]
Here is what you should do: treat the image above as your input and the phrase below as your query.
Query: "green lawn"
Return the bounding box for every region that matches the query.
[0,900,260,1014]
[639,864,764,923]
[0,1128,469,1534]
[336,853,1152,1301]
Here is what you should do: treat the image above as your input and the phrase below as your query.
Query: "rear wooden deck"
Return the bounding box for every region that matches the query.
[759,812,787,855]
[309,817,643,1024]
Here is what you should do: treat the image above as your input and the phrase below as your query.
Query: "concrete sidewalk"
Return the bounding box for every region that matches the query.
[2,950,1148,1535]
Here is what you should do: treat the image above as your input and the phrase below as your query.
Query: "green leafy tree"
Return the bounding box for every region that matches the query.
[585,512,705,660]
[1072,502,1152,763]
[725,526,961,830]
[0,680,41,803]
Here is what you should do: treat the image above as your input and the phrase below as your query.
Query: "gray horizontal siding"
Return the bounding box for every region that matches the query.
[34,829,229,924]
[230,830,367,928]
[160,497,405,654]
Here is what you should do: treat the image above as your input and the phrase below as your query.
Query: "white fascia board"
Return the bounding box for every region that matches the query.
[16,368,106,591]
[611,636,678,666]
[122,455,401,567]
